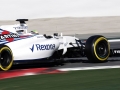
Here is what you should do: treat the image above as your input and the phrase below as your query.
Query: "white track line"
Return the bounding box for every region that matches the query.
[108,39,120,42]
[57,65,120,71]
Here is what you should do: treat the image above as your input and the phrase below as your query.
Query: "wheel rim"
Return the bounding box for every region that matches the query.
[96,41,108,58]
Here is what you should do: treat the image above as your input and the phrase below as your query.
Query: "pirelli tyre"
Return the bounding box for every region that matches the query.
[85,35,110,62]
[0,45,13,71]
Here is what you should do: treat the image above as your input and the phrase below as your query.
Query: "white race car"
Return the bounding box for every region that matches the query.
[0,19,116,71]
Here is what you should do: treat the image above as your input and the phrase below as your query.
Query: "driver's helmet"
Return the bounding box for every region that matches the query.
[30,30,39,35]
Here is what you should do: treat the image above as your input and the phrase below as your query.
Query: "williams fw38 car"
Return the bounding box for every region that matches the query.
[0,19,119,71]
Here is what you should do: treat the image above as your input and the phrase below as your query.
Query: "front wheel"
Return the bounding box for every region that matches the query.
[85,35,110,62]
[0,45,13,71]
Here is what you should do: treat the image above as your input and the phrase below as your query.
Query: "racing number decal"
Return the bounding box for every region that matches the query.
[30,44,55,52]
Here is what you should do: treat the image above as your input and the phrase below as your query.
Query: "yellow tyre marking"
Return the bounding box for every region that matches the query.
[0,47,13,71]
[94,37,110,61]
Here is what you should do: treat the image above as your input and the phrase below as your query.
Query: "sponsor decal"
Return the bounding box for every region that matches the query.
[13,26,28,30]
[0,30,19,42]
[30,44,55,52]
[37,36,44,38]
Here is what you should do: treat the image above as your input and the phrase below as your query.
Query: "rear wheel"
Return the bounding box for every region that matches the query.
[85,35,110,62]
[0,45,13,71]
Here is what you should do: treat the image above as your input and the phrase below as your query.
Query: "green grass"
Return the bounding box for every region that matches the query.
[0,68,120,90]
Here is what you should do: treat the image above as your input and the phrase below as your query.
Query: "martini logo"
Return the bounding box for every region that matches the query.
[0,30,20,42]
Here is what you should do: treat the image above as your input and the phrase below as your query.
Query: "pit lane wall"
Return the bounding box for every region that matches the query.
[0,0,120,35]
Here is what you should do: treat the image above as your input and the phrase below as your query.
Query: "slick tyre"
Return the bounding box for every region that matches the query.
[85,35,110,62]
[0,45,13,71]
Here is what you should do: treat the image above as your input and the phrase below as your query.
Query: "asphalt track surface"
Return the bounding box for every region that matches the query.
[8,33,120,71]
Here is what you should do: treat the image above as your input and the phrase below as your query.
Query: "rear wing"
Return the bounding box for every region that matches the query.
[0,19,29,34]
[16,19,28,24]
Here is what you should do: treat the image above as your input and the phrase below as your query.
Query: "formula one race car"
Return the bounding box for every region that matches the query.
[0,19,119,71]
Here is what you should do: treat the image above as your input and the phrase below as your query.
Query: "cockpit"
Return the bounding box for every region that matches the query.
[16,30,26,35]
